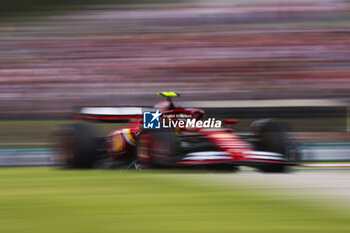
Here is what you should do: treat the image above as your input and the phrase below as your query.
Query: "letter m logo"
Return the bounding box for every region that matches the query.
[143,111,161,129]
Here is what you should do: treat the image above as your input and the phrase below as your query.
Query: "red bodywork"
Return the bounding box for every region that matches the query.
[89,107,288,167]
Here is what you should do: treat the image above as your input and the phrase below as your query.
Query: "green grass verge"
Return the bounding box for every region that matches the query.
[0,167,349,233]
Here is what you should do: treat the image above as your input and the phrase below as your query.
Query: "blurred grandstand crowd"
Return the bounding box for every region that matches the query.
[0,0,350,118]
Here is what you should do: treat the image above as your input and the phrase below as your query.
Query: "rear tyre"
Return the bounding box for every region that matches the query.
[51,123,102,168]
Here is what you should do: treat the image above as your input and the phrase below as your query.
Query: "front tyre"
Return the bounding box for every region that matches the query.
[251,120,299,173]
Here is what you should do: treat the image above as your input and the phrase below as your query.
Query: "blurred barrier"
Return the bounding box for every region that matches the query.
[0,148,54,167]
[301,143,350,162]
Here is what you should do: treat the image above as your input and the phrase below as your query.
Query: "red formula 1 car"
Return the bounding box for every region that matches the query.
[52,92,299,172]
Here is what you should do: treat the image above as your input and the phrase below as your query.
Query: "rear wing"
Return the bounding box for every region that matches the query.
[72,107,152,123]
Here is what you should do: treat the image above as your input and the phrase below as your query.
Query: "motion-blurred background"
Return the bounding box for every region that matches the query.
[0,0,350,159]
[1,2,350,233]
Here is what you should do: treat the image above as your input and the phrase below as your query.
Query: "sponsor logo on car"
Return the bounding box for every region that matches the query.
[143,110,162,129]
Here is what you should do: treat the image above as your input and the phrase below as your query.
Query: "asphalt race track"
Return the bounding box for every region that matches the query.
[1,149,350,199]
[171,171,350,211]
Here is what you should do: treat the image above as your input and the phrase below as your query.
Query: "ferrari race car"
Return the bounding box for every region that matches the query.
[52,92,299,172]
